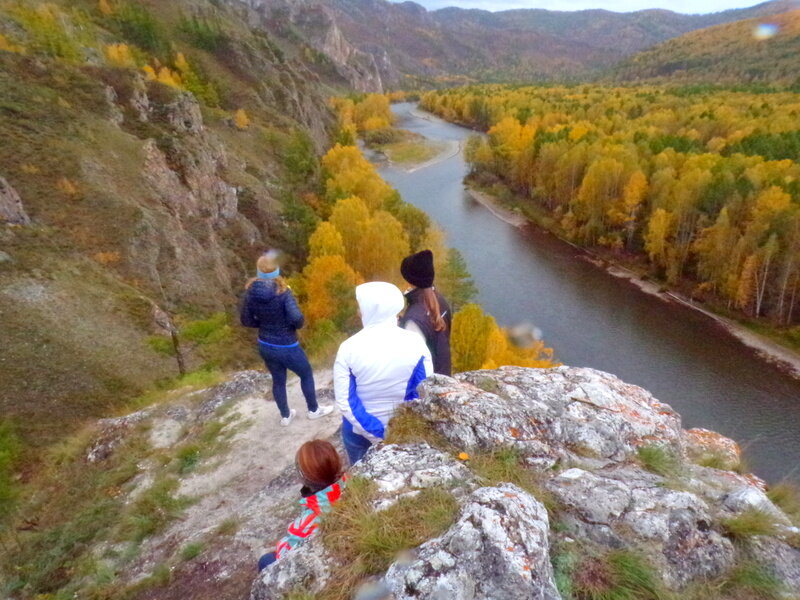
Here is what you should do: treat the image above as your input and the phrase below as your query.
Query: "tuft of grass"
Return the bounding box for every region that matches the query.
[215,518,239,537]
[320,476,459,600]
[470,447,559,514]
[118,476,191,543]
[637,445,682,478]
[176,444,202,475]
[569,549,667,600]
[179,542,204,561]
[766,481,800,526]
[285,591,316,600]
[721,562,783,599]
[721,508,781,541]
[682,561,783,600]
[384,405,449,449]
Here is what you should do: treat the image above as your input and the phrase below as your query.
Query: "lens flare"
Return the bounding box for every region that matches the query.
[753,23,779,40]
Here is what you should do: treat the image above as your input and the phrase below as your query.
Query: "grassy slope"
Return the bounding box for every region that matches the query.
[0,0,338,450]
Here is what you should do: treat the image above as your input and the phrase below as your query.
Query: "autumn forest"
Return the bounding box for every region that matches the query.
[414,86,800,331]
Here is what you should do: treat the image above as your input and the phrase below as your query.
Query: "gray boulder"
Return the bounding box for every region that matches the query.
[351,443,478,509]
[415,367,683,468]
[383,484,561,600]
[0,177,31,225]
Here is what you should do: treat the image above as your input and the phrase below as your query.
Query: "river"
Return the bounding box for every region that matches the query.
[379,102,800,484]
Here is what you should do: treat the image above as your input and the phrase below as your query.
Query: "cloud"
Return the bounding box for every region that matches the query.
[391,0,765,13]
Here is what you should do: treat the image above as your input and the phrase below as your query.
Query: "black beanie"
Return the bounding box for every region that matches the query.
[401,249,435,289]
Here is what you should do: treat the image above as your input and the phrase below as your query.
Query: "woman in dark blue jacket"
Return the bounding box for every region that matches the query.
[241,252,333,426]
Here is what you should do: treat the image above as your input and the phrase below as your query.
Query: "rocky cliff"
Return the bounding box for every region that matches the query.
[0,0,343,446]
[253,366,800,599]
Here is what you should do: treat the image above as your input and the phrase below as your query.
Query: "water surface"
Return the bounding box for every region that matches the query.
[381,103,800,484]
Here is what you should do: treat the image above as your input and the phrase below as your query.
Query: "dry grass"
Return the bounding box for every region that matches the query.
[470,447,560,515]
[557,548,667,600]
[721,508,781,541]
[767,481,800,526]
[384,405,450,449]
[319,476,459,600]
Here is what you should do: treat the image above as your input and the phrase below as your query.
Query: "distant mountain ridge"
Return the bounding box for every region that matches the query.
[322,0,797,83]
[611,8,800,85]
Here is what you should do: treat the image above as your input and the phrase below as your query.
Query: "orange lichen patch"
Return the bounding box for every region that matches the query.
[504,492,518,499]
[684,427,742,470]
[509,427,522,438]
[458,452,470,461]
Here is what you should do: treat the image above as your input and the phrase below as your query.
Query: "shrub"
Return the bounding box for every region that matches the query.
[179,15,228,52]
[112,2,167,55]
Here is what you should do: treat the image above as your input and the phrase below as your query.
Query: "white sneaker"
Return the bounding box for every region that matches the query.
[280,409,297,427]
[308,405,334,420]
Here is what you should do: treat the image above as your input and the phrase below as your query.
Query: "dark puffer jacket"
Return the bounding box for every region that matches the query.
[240,280,304,345]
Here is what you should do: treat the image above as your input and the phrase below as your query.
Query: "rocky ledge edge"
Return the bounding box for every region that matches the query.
[252,366,800,600]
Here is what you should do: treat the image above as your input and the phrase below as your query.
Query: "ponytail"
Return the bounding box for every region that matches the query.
[421,287,446,332]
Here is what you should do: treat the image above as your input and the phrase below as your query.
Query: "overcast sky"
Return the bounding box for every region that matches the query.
[389,0,775,14]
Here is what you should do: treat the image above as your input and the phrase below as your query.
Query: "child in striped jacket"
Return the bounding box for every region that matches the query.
[259,440,346,570]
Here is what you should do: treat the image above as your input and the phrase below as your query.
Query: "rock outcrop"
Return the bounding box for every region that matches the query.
[251,366,800,599]
[384,484,561,600]
[0,176,30,225]
[242,0,384,93]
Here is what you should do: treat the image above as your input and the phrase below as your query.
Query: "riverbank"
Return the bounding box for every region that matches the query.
[465,188,527,228]
[469,182,800,381]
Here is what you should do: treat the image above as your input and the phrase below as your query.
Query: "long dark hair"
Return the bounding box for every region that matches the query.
[421,287,446,332]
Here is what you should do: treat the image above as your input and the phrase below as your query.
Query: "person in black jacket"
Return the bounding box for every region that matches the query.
[399,249,453,376]
[240,252,333,426]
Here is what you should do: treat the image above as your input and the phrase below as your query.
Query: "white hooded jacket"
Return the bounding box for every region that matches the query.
[334,282,433,443]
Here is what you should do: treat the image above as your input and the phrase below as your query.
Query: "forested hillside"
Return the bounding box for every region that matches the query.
[325,0,794,84]
[421,86,800,331]
[613,9,800,86]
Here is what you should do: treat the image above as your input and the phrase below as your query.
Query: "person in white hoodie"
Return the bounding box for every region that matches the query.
[334,281,433,464]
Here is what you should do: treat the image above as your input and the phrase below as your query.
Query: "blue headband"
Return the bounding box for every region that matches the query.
[257,268,280,280]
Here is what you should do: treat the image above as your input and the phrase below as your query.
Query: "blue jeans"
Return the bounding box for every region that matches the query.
[258,551,277,571]
[258,343,317,418]
[341,417,373,465]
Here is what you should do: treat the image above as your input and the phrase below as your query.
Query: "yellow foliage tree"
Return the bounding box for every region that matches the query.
[452,304,557,373]
[157,67,182,88]
[330,195,371,266]
[451,304,494,372]
[0,34,25,54]
[98,0,113,16]
[322,144,395,210]
[308,221,345,259]
[104,43,135,67]
[142,64,157,80]
[301,255,360,326]
[234,109,250,130]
